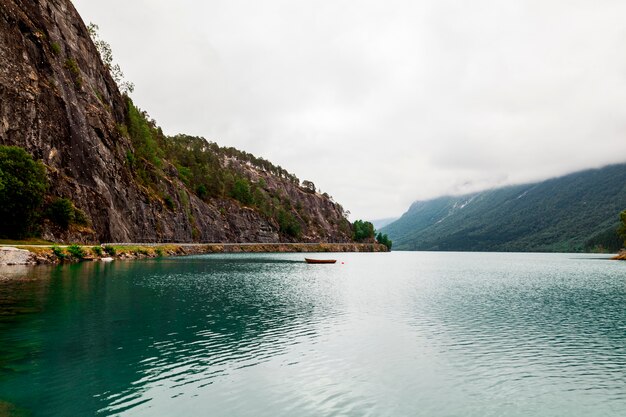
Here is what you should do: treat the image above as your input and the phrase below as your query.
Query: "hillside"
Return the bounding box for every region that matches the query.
[0,0,353,243]
[382,164,626,252]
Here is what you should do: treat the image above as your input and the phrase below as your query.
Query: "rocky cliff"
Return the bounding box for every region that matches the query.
[0,0,353,243]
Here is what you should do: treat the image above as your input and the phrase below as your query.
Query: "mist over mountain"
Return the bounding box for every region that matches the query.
[382,164,626,252]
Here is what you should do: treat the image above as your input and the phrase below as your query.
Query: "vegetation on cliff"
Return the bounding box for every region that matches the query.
[0,3,354,244]
[352,219,392,250]
[121,99,349,240]
[0,146,47,238]
[0,146,96,239]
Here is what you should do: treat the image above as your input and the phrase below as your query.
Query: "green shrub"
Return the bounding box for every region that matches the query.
[0,146,48,238]
[103,245,116,256]
[277,209,301,238]
[92,246,103,256]
[155,247,163,257]
[67,244,86,259]
[46,198,89,228]
[47,198,75,229]
[231,178,253,205]
[196,184,208,200]
[126,99,163,169]
[376,232,393,250]
[125,151,135,168]
[64,58,82,86]
[353,220,375,242]
[51,246,66,260]
[163,195,175,210]
[73,208,89,226]
[51,42,61,55]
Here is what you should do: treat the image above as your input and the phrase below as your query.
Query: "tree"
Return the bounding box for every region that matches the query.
[376,232,393,250]
[302,180,316,194]
[277,209,301,238]
[87,23,135,95]
[0,146,47,238]
[231,178,253,205]
[353,220,375,242]
[47,198,75,229]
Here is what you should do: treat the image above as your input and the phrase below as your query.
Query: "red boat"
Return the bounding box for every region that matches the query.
[305,258,337,264]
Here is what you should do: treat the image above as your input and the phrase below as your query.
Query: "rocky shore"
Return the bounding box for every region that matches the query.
[613,250,626,260]
[0,243,388,265]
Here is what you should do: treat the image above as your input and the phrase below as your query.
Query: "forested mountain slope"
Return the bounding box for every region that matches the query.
[0,0,352,243]
[382,164,626,252]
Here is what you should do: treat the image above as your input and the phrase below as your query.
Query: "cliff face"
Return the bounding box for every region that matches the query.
[0,0,352,243]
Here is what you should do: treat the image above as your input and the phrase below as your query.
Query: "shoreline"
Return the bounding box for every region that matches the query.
[0,242,388,265]
[613,250,626,260]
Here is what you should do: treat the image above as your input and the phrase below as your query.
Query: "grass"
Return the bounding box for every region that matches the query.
[0,238,54,246]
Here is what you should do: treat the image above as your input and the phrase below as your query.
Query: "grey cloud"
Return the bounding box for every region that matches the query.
[73,0,626,219]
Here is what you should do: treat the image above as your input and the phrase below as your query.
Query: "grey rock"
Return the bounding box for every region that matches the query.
[0,247,35,265]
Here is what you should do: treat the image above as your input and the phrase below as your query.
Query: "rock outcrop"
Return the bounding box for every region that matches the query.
[0,247,35,265]
[0,0,353,244]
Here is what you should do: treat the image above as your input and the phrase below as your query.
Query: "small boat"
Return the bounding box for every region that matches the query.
[305,258,337,264]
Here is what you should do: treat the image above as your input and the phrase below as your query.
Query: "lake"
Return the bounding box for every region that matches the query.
[1,252,625,416]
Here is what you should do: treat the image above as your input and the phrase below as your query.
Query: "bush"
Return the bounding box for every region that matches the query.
[231,178,253,205]
[0,146,48,238]
[92,246,103,256]
[47,198,75,229]
[163,195,175,210]
[277,209,301,238]
[67,244,86,259]
[376,232,393,250]
[51,42,61,55]
[46,198,89,229]
[51,246,66,260]
[64,58,82,86]
[103,245,116,256]
[73,208,89,226]
[155,247,163,257]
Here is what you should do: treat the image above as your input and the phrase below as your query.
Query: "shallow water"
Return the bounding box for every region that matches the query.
[0,252,625,416]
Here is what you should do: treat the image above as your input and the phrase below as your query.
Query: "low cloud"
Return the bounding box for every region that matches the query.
[74,0,626,219]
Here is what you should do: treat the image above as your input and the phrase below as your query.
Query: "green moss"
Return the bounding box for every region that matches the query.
[51,246,66,260]
[51,42,61,55]
[64,58,82,86]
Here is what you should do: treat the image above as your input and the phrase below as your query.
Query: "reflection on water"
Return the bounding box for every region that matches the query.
[0,253,625,416]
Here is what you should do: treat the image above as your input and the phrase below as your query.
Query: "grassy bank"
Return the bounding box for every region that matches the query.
[2,242,388,265]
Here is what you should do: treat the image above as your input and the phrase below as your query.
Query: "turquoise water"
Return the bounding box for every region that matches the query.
[0,252,625,416]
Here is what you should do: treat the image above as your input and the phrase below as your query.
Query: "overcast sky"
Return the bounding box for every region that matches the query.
[73,0,626,220]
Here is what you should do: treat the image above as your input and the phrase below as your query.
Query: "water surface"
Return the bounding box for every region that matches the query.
[0,252,625,416]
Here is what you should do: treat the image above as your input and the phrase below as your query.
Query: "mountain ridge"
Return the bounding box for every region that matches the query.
[0,0,354,244]
[382,163,626,252]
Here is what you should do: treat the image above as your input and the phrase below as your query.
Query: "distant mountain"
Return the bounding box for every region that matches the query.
[370,217,399,230]
[382,164,626,252]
